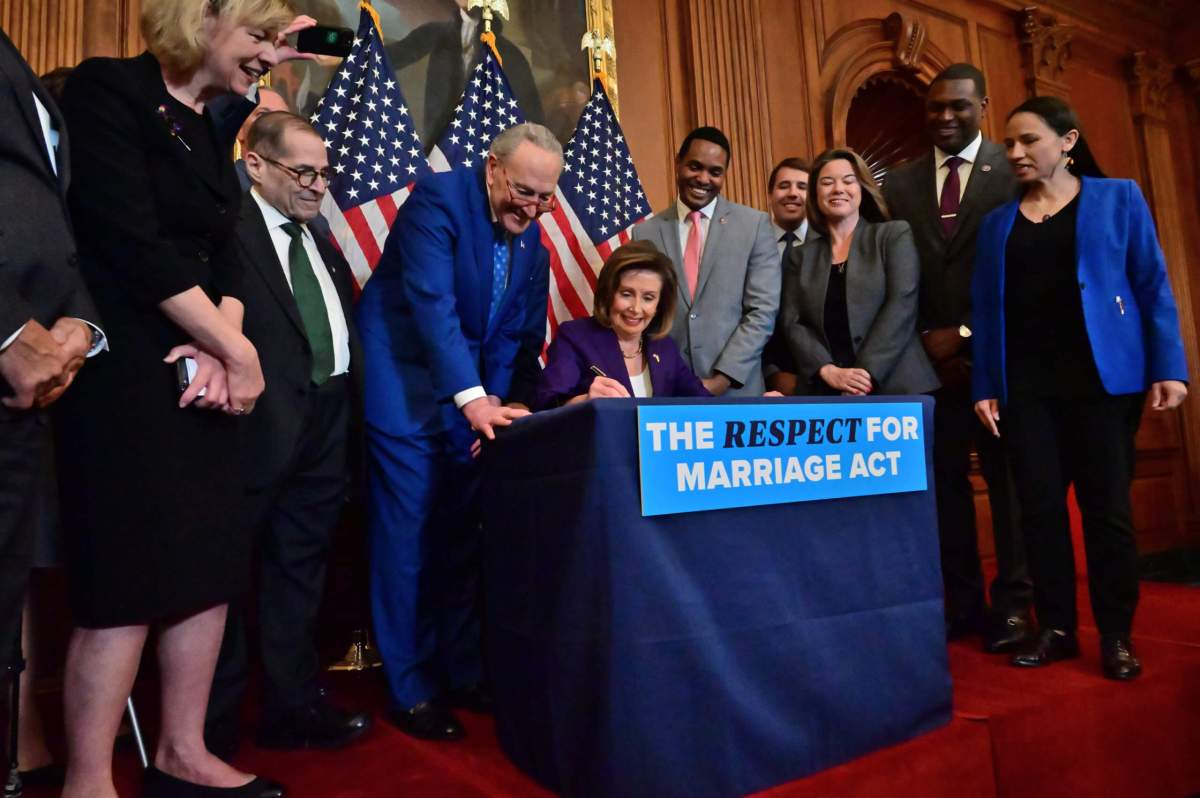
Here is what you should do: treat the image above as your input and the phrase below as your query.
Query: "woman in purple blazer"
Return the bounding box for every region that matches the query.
[534,241,710,408]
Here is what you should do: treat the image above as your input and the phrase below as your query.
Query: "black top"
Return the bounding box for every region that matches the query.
[823,261,856,370]
[1003,194,1105,398]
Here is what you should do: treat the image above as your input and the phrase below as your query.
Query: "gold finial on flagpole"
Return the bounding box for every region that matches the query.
[580,30,615,91]
[468,0,510,64]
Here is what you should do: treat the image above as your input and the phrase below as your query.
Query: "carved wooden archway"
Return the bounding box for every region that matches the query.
[824,13,953,149]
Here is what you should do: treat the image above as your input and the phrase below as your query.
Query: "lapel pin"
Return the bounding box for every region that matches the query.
[981,164,992,173]
[719,217,728,225]
[653,354,660,363]
[519,240,526,249]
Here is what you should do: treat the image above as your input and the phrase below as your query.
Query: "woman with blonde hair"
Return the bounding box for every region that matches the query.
[54,1,315,795]
[779,148,938,397]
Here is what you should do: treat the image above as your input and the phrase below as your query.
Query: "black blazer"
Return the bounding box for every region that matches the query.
[781,220,939,396]
[236,195,364,490]
[882,139,1016,331]
[0,27,99,409]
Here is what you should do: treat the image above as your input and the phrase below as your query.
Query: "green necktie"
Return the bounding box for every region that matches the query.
[281,222,334,385]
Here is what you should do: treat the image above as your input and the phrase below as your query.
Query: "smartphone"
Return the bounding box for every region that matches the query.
[297,25,355,58]
[174,357,206,397]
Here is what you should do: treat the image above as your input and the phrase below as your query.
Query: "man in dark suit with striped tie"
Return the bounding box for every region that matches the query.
[883,63,1030,652]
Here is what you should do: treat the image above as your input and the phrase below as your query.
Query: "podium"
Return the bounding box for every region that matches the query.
[482,397,950,798]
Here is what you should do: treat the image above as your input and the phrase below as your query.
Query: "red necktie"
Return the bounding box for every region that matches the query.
[683,210,703,298]
[939,155,964,237]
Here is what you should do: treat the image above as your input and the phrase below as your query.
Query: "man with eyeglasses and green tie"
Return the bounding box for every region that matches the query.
[205,110,371,757]
[356,122,562,741]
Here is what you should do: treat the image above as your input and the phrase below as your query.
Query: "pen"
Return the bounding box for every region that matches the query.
[589,365,608,378]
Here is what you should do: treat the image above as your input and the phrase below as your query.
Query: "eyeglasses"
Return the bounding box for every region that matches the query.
[259,156,332,189]
[501,167,558,216]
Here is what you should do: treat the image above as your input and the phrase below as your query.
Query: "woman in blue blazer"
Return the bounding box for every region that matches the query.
[534,241,710,408]
[971,96,1188,681]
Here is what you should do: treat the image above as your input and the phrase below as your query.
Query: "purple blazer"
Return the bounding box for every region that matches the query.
[533,317,711,409]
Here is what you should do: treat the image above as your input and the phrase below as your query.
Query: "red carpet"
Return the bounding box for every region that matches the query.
[22,579,1200,798]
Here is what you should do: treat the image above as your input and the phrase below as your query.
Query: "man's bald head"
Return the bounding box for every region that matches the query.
[237,88,290,153]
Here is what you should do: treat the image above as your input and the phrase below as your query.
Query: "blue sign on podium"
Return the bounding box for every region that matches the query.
[637,401,927,516]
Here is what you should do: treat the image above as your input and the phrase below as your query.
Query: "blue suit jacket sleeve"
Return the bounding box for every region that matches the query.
[390,175,484,400]
[1124,181,1188,384]
[970,207,1009,403]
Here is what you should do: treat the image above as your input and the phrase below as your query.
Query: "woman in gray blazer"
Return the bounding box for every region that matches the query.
[780,148,939,396]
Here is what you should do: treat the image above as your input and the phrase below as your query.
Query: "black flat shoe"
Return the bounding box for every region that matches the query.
[17,762,65,787]
[441,683,494,714]
[983,613,1035,654]
[1100,636,1142,681]
[143,766,286,798]
[388,700,464,741]
[257,700,372,750]
[1010,627,1080,668]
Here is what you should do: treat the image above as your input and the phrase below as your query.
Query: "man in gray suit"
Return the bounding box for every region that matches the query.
[883,63,1031,652]
[633,127,779,396]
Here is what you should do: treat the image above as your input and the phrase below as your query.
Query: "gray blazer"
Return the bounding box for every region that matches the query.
[781,220,939,396]
[632,196,780,396]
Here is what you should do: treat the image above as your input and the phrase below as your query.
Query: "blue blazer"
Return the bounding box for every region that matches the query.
[533,317,710,410]
[971,177,1188,404]
[356,166,549,436]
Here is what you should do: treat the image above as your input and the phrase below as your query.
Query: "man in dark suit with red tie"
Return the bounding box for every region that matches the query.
[883,63,1031,652]
[205,111,370,755]
[0,26,103,713]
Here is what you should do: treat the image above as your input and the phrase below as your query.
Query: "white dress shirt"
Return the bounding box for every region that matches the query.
[460,9,479,74]
[933,131,983,202]
[771,220,808,260]
[676,196,717,261]
[250,189,350,377]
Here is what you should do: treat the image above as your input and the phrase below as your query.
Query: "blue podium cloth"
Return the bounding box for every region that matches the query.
[482,397,950,798]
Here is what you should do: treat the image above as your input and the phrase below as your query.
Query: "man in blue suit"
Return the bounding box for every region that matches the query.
[357,122,562,740]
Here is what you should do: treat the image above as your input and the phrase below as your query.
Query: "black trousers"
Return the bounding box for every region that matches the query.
[0,413,46,669]
[208,376,351,737]
[933,385,1032,621]
[1003,391,1144,637]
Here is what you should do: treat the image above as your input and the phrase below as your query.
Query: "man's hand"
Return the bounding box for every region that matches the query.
[701,373,732,396]
[818,364,872,395]
[0,320,71,410]
[462,395,529,440]
[1149,380,1188,411]
[921,327,965,363]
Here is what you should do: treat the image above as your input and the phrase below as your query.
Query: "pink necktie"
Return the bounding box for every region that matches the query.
[683,210,703,298]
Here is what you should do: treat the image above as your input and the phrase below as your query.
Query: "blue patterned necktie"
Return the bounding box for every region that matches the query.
[488,235,510,324]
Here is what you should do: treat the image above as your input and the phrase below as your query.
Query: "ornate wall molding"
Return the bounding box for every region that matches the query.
[823,16,951,147]
[680,0,773,207]
[1128,50,1174,121]
[1016,6,1073,98]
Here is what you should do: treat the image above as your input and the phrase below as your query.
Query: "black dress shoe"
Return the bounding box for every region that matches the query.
[257,700,372,750]
[388,700,464,741]
[17,762,65,787]
[143,767,286,798]
[983,613,1035,654]
[441,683,494,714]
[1010,628,1080,668]
[1100,636,1142,681]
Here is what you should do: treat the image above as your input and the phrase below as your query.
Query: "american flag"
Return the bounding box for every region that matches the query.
[312,8,430,288]
[538,79,651,343]
[428,44,525,173]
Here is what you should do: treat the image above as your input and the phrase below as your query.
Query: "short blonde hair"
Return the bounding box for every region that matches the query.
[143,0,294,74]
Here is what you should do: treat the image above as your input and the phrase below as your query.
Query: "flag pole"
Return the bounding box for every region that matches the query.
[469,0,508,65]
